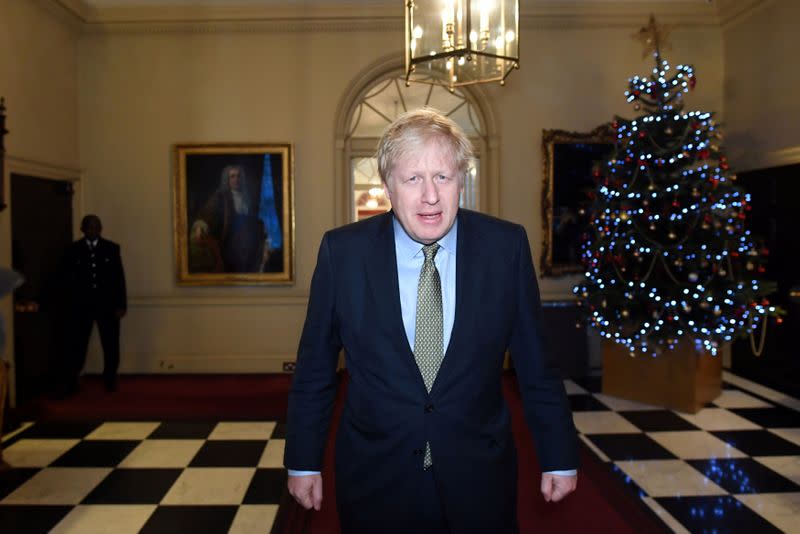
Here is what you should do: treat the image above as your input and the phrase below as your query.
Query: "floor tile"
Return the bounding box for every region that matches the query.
[50,504,156,534]
[118,439,204,468]
[229,504,279,534]
[619,410,700,432]
[735,492,800,533]
[0,468,39,500]
[51,440,140,467]
[614,459,726,498]
[568,394,609,412]
[242,468,288,504]
[160,468,255,505]
[1,439,80,467]
[208,422,276,441]
[655,495,782,533]
[648,431,747,460]
[270,422,287,440]
[189,440,267,467]
[82,469,183,504]
[578,434,610,462]
[729,407,800,429]
[753,456,800,486]
[641,497,692,534]
[259,439,285,468]
[1,467,111,505]
[676,408,762,431]
[571,411,640,434]
[563,379,587,395]
[140,505,238,534]
[15,422,100,440]
[0,504,72,532]
[584,433,677,461]
[84,422,160,441]
[687,458,799,494]
[769,428,800,447]
[712,430,800,457]
[713,390,774,409]
[569,375,602,393]
[593,393,661,412]
[148,422,216,439]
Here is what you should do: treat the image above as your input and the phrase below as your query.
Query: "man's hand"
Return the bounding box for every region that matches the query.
[288,474,323,511]
[541,473,577,502]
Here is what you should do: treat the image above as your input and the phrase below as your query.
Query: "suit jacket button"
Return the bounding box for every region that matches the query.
[424,404,434,413]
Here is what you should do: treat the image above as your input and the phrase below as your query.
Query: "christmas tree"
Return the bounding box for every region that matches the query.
[573,16,780,357]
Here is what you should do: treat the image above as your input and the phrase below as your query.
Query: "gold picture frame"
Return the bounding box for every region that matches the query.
[541,124,615,277]
[173,143,294,285]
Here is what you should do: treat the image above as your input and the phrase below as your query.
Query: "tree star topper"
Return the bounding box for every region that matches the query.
[633,14,672,59]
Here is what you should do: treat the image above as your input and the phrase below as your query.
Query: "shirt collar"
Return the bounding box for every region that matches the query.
[392,212,458,260]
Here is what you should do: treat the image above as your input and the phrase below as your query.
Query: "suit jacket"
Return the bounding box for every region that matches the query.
[64,238,127,312]
[285,210,578,533]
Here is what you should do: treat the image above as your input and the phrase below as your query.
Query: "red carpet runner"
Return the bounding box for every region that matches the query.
[274,372,667,534]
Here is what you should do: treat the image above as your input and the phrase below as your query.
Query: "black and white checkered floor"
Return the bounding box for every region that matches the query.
[0,371,798,533]
[569,371,800,533]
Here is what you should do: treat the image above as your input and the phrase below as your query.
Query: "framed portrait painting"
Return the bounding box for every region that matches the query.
[173,143,294,285]
[541,124,615,277]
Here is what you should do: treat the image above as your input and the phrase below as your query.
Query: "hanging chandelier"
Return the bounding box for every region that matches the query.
[405,0,519,90]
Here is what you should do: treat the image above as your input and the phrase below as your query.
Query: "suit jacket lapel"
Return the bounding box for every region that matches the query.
[364,212,428,394]
[431,210,482,397]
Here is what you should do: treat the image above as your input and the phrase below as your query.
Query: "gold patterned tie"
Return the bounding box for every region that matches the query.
[414,243,443,468]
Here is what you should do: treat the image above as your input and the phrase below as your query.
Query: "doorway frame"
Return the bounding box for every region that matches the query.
[3,156,81,407]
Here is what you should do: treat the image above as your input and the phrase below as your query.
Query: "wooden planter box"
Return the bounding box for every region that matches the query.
[602,339,722,414]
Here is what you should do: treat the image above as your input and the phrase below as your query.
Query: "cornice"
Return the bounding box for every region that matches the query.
[715,0,774,29]
[51,0,723,35]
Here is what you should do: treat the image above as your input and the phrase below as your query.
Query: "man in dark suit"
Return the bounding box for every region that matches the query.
[285,109,578,533]
[61,215,127,395]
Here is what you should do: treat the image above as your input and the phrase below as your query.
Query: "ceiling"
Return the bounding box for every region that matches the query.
[79,0,716,7]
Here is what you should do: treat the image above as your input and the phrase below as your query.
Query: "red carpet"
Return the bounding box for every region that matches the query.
[15,374,293,421]
[274,373,668,534]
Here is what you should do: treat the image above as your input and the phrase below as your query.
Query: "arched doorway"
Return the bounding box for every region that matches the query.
[334,56,499,226]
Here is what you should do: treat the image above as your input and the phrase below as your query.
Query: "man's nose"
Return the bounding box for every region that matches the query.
[421,178,439,204]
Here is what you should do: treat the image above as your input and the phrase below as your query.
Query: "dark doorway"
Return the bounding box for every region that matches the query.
[731,163,800,398]
[11,174,74,405]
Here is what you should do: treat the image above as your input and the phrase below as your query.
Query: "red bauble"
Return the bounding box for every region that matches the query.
[689,76,696,89]
[698,149,710,159]
[638,131,646,139]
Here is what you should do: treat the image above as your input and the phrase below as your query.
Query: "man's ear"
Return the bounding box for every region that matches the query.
[383,180,392,200]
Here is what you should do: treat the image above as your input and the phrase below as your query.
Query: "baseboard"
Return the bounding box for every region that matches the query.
[84,354,297,374]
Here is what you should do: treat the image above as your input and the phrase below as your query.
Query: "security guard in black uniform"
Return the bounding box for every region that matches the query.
[61,215,127,395]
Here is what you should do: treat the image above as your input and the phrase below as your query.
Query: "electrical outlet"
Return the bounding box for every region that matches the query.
[283,361,296,373]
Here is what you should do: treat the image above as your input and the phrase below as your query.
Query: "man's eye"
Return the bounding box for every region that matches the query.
[436,174,449,182]
[407,176,419,183]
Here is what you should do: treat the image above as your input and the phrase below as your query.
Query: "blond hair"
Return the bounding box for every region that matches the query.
[376,108,473,185]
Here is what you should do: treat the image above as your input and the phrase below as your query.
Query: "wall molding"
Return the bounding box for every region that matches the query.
[6,155,81,181]
[106,353,296,373]
[51,0,723,35]
[717,0,774,29]
[128,295,308,307]
[735,145,800,173]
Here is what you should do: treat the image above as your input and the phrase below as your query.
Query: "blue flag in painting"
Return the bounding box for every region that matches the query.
[259,155,282,249]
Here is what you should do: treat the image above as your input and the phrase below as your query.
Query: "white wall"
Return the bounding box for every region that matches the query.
[723,0,800,170]
[75,16,725,373]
